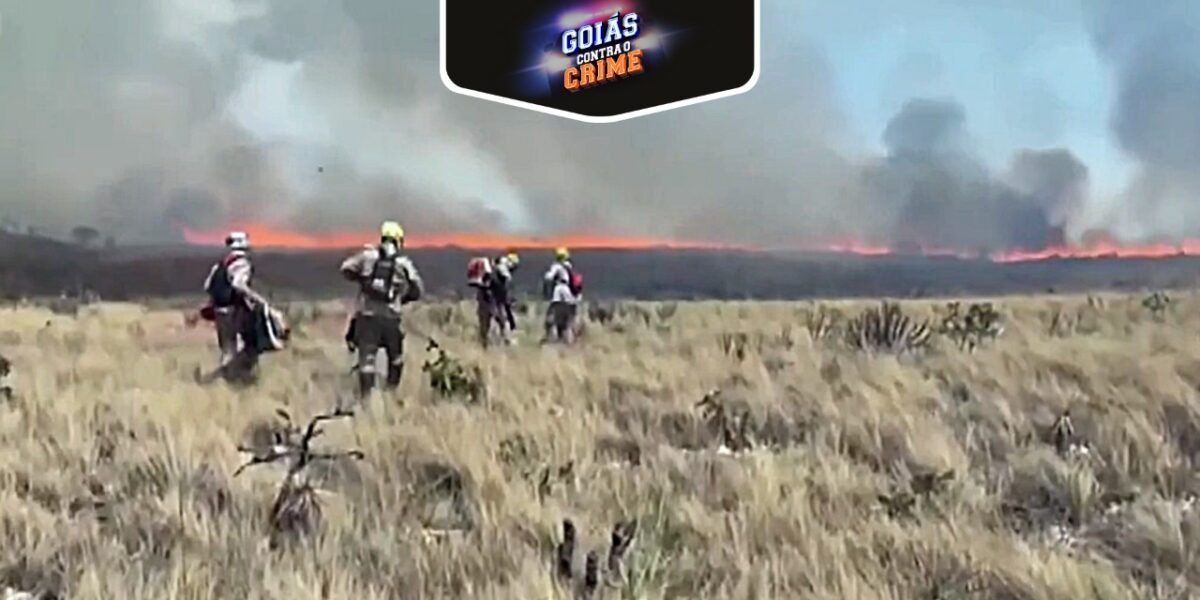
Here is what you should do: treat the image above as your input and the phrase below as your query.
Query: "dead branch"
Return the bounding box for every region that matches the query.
[234,405,358,480]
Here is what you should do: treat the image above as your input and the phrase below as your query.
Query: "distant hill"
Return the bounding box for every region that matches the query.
[0,232,1197,301]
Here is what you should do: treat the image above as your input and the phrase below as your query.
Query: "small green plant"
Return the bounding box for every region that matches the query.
[1142,291,1171,319]
[422,339,485,403]
[846,302,932,353]
[940,302,1004,352]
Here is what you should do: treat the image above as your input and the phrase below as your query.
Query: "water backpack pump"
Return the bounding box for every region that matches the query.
[363,248,400,302]
[569,270,584,295]
[467,256,493,288]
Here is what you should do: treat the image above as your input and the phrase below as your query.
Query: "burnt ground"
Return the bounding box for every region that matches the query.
[1,231,1197,302]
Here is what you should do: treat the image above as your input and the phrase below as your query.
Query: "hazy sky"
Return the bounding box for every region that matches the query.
[798,1,1132,192]
[0,0,1196,248]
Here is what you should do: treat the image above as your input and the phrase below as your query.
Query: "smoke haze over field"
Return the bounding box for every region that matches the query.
[0,0,1196,250]
[1082,0,1200,241]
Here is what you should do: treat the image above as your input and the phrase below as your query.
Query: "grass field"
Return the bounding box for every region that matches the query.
[0,293,1198,599]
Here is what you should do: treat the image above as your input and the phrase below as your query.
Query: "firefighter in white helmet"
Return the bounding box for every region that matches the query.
[198,231,268,383]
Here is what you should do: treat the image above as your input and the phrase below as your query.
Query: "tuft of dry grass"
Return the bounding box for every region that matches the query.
[0,292,1197,598]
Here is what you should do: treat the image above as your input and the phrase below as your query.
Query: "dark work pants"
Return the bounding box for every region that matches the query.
[544,302,577,344]
[476,288,515,347]
[214,306,259,382]
[354,313,404,396]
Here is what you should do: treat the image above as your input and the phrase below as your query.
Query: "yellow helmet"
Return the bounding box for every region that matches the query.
[554,247,570,260]
[505,251,520,266]
[380,221,404,242]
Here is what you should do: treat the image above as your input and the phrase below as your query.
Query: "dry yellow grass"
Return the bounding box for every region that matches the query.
[0,292,1198,599]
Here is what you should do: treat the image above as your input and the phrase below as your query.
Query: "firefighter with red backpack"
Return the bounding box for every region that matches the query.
[197,231,270,383]
[340,221,424,398]
[468,251,520,347]
[542,247,582,344]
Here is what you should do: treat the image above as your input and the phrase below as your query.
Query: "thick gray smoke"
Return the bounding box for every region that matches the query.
[0,0,529,242]
[0,0,1121,250]
[861,99,1085,251]
[1083,0,1200,240]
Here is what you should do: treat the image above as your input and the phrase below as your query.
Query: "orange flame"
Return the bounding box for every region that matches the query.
[821,240,893,256]
[990,241,1200,263]
[816,238,981,260]
[182,224,1200,263]
[181,224,742,251]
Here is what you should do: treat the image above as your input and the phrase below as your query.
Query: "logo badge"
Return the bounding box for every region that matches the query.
[441,1,761,123]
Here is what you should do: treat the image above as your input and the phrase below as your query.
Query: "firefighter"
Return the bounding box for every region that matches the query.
[476,251,520,347]
[199,231,268,383]
[542,247,579,344]
[340,221,423,397]
[493,251,520,339]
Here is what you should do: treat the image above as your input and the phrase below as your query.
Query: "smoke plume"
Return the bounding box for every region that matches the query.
[1083,0,1200,240]
[0,0,1181,250]
[860,99,1085,251]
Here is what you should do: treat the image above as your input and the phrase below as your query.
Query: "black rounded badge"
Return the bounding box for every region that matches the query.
[441,1,760,122]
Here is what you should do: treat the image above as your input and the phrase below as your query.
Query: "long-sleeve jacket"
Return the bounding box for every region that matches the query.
[203,250,261,310]
[340,244,423,318]
[492,255,516,284]
[226,253,254,298]
[543,260,577,304]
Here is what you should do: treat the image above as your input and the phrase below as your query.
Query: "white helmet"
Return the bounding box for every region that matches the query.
[225,231,250,250]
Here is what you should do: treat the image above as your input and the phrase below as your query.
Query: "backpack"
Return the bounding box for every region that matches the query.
[363,248,402,302]
[467,256,493,288]
[569,270,584,296]
[205,253,242,307]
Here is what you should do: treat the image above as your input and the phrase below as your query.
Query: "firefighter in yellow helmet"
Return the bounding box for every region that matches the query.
[542,246,580,343]
[491,250,521,345]
[468,249,521,347]
[339,221,424,397]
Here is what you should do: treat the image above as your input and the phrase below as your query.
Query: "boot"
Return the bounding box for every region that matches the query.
[357,372,375,398]
[194,366,222,385]
[385,363,404,390]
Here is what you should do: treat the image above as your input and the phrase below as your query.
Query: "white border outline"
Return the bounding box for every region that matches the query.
[439,0,762,124]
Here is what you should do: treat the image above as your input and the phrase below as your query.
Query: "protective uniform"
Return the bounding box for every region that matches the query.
[201,231,266,382]
[543,248,578,344]
[340,222,423,397]
[477,252,519,347]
